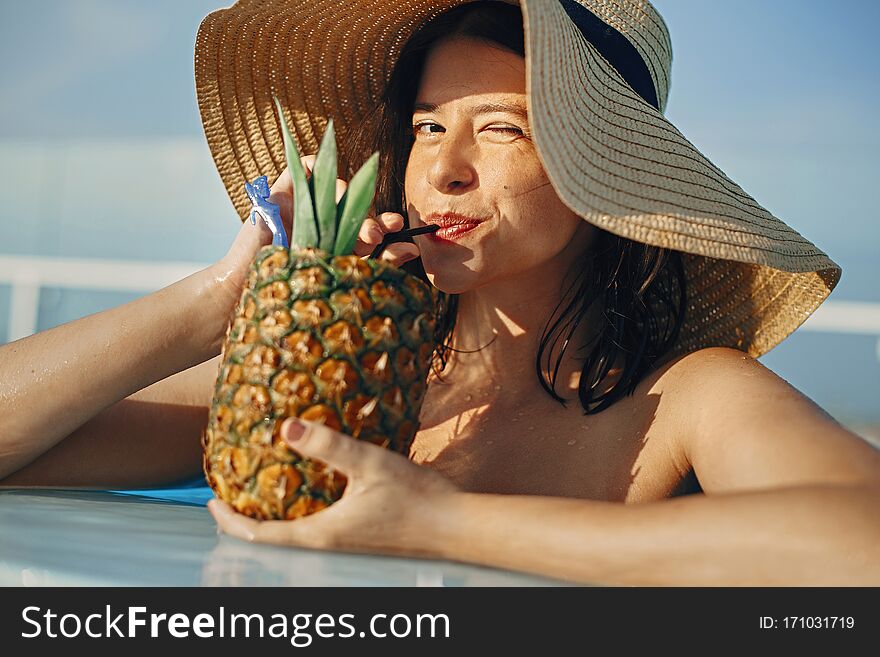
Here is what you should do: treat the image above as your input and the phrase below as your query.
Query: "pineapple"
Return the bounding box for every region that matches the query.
[201,98,438,520]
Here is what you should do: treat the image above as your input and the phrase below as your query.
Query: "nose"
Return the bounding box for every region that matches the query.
[426,133,476,193]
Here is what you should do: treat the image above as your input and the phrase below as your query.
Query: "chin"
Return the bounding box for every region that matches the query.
[423,269,475,296]
[420,250,504,295]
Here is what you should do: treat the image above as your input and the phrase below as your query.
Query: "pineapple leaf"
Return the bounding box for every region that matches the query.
[313,118,338,253]
[333,151,380,256]
[272,95,318,249]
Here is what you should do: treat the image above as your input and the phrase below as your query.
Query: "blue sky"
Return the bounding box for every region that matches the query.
[4,1,878,144]
[0,0,216,139]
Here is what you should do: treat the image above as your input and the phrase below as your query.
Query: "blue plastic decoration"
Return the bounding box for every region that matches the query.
[244,175,289,247]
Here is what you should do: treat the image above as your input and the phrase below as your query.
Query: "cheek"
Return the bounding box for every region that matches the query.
[497,172,583,248]
[502,214,583,269]
[405,150,584,265]
[403,151,425,201]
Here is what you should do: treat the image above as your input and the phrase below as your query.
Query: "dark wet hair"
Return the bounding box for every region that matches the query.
[343,1,687,414]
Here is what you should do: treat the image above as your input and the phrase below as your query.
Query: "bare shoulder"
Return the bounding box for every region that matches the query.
[636,347,880,494]
[643,346,830,416]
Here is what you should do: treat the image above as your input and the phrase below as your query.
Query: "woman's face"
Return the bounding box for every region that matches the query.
[405,35,595,294]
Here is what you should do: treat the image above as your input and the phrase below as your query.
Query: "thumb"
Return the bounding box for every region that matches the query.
[225,211,272,264]
[268,168,294,234]
[269,156,316,237]
[282,418,376,477]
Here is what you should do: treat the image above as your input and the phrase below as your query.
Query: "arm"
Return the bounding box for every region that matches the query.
[209,348,880,586]
[440,349,880,585]
[433,482,880,586]
[0,355,221,488]
[444,348,880,584]
[0,268,229,483]
[0,157,418,487]
[0,268,219,476]
[0,162,294,483]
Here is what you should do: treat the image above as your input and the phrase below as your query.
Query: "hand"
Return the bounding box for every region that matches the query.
[205,157,421,351]
[208,418,459,557]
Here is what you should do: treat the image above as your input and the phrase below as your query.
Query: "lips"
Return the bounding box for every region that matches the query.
[429,224,480,241]
[422,212,487,242]
[423,212,486,228]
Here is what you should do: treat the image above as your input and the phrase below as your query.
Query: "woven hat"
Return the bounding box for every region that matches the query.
[194,0,841,359]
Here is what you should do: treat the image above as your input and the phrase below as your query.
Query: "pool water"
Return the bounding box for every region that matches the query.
[110,476,214,507]
[0,488,575,587]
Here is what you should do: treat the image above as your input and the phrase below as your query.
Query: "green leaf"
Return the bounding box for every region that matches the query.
[312,119,338,253]
[334,151,379,256]
[272,95,318,250]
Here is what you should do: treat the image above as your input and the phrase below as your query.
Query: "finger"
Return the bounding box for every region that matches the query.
[269,166,292,196]
[302,154,316,176]
[354,212,405,248]
[281,418,385,477]
[269,156,317,236]
[375,212,405,232]
[269,168,293,231]
[363,213,405,242]
[355,241,421,263]
[208,498,339,549]
[208,499,261,542]
[355,217,386,250]
[354,212,416,258]
[336,178,347,204]
[269,154,315,197]
[378,242,420,266]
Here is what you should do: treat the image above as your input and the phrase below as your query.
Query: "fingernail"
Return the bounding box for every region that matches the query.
[283,418,306,442]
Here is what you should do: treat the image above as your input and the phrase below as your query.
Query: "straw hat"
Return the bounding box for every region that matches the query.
[194,0,841,359]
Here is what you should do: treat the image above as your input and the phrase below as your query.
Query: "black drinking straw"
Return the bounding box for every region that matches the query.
[369,224,440,260]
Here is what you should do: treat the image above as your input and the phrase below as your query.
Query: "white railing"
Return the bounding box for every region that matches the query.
[0,255,208,343]
[1,255,880,361]
[796,300,880,362]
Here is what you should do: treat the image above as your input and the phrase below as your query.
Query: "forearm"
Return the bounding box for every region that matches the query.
[428,485,880,586]
[0,267,227,479]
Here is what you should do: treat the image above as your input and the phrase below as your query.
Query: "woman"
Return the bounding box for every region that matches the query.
[200,0,880,585]
[2,0,879,585]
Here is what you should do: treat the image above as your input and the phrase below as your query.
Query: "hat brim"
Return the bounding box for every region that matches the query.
[195,0,841,358]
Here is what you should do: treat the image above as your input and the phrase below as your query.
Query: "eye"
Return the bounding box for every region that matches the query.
[412,121,443,137]
[412,122,524,137]
[487,125,523,135]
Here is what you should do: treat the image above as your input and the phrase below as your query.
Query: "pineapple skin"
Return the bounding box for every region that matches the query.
[202,245,438,520]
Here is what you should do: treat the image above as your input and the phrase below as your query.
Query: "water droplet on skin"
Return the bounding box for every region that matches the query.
[527,425,535,431]
[512,418,519,422]
[493,384,501,390]
[567,439,577,446]
[465,394,472,401]
[487,440,494,445]
[578,445,585,450]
